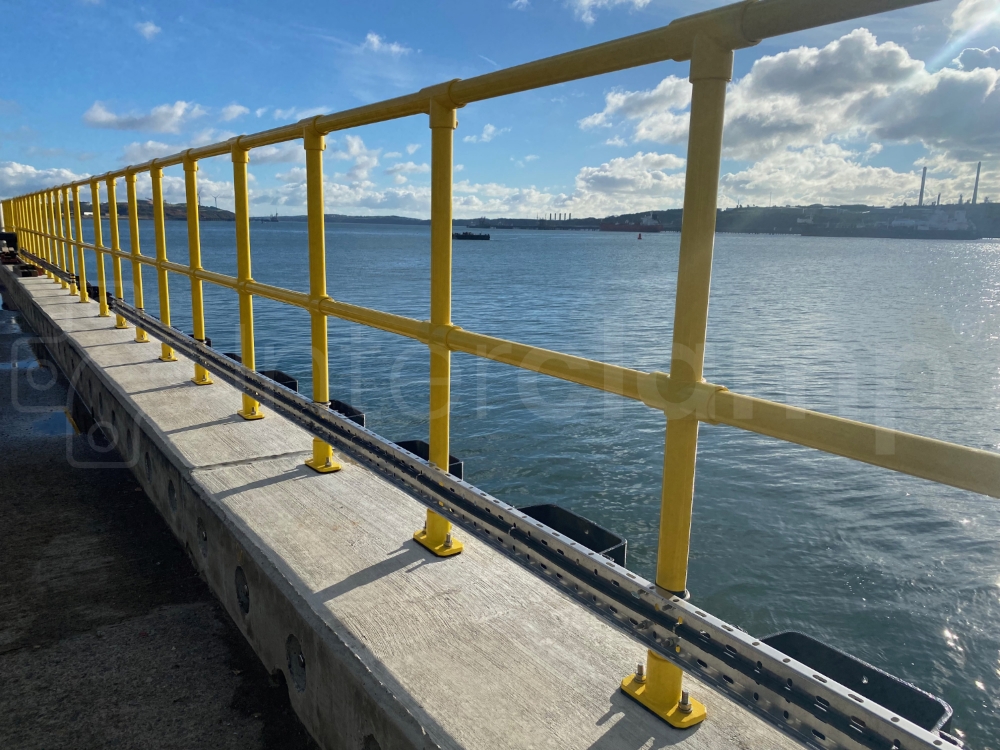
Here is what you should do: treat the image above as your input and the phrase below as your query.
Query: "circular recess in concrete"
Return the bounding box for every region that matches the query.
[86,423,112,454]
[286,635,306,692]
[197,518,208,558]
[235,566,250,614]
[168,480,177,513]
[144,452,152,481]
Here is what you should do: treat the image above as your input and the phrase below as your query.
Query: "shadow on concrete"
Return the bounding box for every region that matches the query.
[586,689,695,749]
[165,412,246,435]
[310,544,429,603]
[212,462,315,499]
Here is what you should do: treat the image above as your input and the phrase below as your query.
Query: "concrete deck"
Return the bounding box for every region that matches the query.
[3,269,803,750]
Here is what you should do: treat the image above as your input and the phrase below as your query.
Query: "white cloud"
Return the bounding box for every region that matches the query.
[948,0,1000,37]
[575,151,685,198]
[383,151,402,159]
[605,136,628,147]
[954,45,1000,70]
[720,143,920,207]
[406,143,421,155]
[510,0,529,8]
[255,107,269,118]
[220,103,250,122]
[83,100,205,134]
[579,28,1000,204]
[273,106,330,121]
[135,21,161,40]
[272,106,330,120]
[331,135,381,181]
[455,164,465,172]
[360,32,411,56]
[579,76,690,143]
[122,140,175,163]
[252,143,306,164]
[463,123,509,143]
[0,161,83,198]
[568,0,650,25]
[385,161,430,185]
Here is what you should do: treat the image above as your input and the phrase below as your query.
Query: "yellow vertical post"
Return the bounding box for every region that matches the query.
[90,181,110,317]
[622,35,732,730]
[303,126,341,472]
[32,195,50,276]
[183,155,213,385]
[125,171,149,343]
[0,199,7,231]
[72,185,89,303]
[413,97,463,558]
[33,196,45,264]
[59,189,77,294]
[150,164,176,361]
[25,196,40,272]
[106,177,128,329]
[47,192,66,288]
[20,196,30,254]
[232,141,263,420]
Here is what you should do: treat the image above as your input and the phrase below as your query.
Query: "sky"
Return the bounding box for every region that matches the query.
[0,0,998,218]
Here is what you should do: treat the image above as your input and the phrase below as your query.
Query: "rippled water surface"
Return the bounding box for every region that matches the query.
[81,220,1000,746]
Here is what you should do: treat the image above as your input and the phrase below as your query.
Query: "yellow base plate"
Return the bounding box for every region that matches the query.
[191,376,214,386]
[413,529,463,557]
[115,323,129,330]
[159,354,178,362]
[621,674,707,729]
[305,457,342,473]
[238,408,265,421]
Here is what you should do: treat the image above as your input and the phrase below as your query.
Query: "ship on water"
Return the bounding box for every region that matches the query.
[599,212,663,233]
[800,164,986,240]
[800,207,982,240]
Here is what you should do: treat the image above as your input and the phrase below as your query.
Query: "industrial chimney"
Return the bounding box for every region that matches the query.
[972,162,981,205]
[918,167,927,207]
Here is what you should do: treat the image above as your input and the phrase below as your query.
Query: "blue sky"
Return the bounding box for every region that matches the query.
[0,0,998,217]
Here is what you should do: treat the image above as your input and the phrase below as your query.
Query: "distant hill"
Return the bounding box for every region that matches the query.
[83,200,236,222]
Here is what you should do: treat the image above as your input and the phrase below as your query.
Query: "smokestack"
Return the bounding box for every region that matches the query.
[972,161,981,205]
[936,192,941,206]
[918,167,927,206]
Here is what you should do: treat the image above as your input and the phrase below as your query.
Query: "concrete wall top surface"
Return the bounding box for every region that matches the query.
[7,272,802,750]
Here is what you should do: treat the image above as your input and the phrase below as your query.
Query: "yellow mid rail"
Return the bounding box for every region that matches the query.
[3,0,994,728]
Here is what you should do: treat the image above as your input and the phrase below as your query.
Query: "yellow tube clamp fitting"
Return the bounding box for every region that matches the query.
[621,650,706,729]
[414,508,463,557]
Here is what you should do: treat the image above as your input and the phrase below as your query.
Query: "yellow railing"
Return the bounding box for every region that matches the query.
[3,0,994,728]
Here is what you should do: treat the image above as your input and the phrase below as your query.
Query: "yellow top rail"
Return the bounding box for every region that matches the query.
[5,0,993,725]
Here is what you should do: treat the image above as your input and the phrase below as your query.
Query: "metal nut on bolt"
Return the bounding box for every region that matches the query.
[444,532,453,548]
[678,690,693,714]
[635,663,646,683]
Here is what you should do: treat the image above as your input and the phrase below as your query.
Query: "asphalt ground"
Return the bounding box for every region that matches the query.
[0,281,318,750]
